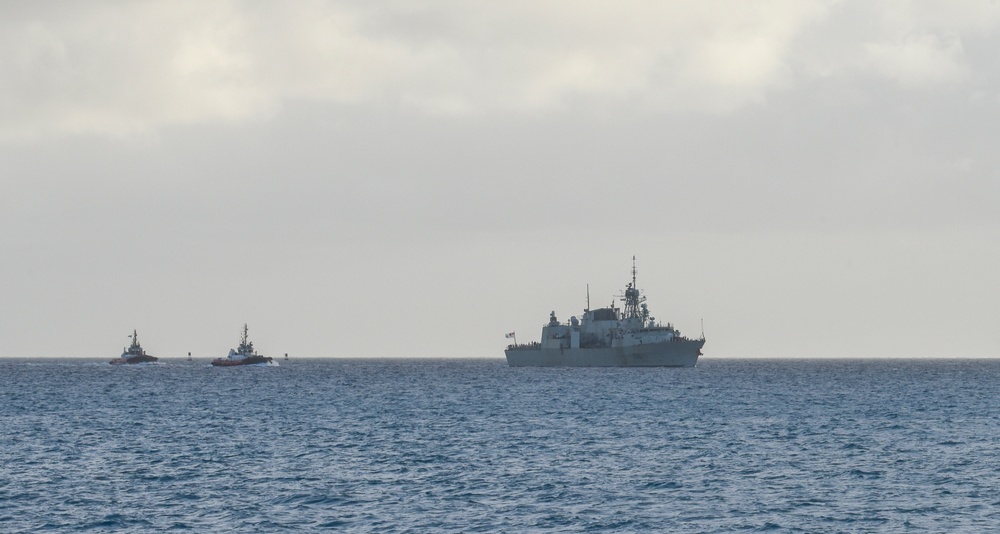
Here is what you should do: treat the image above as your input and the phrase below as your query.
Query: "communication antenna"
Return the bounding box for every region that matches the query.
[586,284,590,311]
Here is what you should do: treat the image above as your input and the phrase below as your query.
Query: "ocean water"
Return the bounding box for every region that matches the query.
[2,358,1000,532]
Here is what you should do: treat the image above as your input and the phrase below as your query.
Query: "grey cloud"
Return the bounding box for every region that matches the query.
[6,1,998,140]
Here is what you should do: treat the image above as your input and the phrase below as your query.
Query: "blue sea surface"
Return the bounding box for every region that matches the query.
[2,358,1000,532]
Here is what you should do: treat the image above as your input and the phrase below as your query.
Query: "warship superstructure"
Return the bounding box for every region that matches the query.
[110,330,160,365]
[211,324,277,367]
[505,258,705,367]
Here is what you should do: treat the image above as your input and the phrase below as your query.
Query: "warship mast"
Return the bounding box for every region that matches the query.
[621,256,646,320]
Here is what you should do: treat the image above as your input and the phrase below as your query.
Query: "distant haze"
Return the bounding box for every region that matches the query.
[2,1,998,358]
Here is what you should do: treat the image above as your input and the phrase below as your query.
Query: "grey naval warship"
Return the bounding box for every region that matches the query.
[505,258,705,367]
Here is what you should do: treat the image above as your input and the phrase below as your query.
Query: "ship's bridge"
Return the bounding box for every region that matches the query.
[586,307,618,322]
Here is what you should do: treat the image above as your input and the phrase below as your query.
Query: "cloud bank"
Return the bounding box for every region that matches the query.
[3,1,997,140]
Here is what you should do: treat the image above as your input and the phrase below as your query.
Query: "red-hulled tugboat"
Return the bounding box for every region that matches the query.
[110,330,160,365]
[211,324,277,367]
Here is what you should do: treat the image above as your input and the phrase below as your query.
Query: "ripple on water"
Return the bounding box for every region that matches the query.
[2,358,1000,532]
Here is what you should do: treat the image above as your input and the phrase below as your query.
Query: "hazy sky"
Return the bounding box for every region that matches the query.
[2,1,998,358]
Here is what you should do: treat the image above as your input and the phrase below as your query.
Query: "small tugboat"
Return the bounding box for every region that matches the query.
[211,324,277,367]
[110,330,160,365]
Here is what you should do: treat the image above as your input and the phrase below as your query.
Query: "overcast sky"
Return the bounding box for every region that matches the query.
[2,1,998,358]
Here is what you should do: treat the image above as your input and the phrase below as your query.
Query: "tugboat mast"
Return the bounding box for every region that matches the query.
[129,329,142,353]
[238,323,255,354]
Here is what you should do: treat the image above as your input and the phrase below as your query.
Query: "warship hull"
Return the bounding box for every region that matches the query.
[505,339,704,367]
